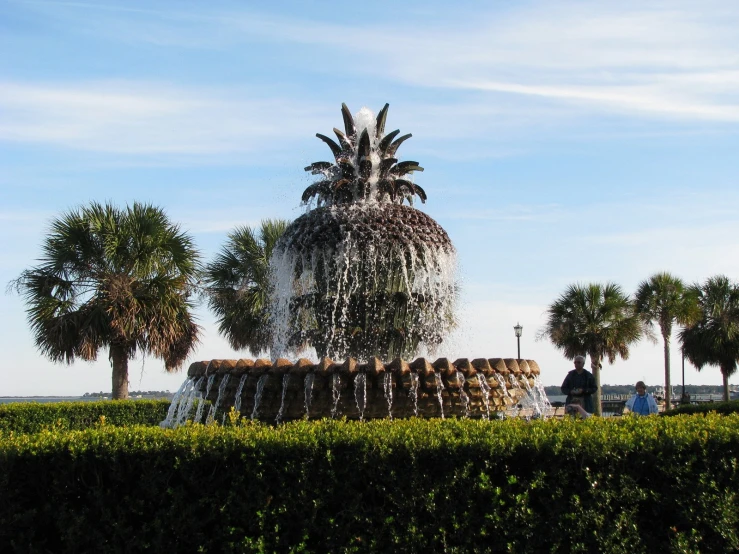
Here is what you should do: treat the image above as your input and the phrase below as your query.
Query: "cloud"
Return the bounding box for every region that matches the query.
[3,2,738,162]
[0,81,330,156]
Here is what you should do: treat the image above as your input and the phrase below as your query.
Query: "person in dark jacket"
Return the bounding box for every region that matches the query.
[560,355,598,414]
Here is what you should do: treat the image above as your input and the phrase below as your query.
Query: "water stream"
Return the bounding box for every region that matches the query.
[304,373,315,418]
[354,373,367,420]
[233,374,248,415]
[434,371,445,419]
[206,374,230,425]
[478,373,492,420]
[175,377,202,427]
[409,372,420,417]
[331,373,341,418]
[494,373,517,418]
[251,374,268,420]
[161,378,190,428]
[276,374,291,424]
[194,374,216,424]
[383,372,393,419]
[456,371,470,417]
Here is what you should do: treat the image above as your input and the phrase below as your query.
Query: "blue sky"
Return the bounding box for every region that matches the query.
[1,0,738,395]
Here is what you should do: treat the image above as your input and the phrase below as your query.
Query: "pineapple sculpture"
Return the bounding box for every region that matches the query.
[269,103,457,361]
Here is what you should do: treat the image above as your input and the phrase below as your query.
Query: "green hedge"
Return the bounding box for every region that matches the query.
[1,415,738,553]
[663,399,739,417]
[0,400,171,433]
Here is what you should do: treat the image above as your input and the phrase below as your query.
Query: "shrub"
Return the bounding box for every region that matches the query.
[662,399,739,417]
[1,415,738,553]
[0,400,171,434]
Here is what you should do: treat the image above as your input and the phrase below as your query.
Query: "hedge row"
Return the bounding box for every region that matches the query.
[1,415,738,553]
[663,399,739,417]
[0,400,171,433]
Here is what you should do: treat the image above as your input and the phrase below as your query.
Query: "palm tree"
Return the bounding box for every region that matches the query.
[635,272,699,410]
[203,219,289,355]
[11,202,201,399]
[540,282,643,416]
[679,275,739,402]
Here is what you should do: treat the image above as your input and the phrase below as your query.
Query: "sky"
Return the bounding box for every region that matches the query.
[1,0,738,396]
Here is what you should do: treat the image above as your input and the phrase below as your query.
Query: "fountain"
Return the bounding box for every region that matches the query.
[163,103,548,426]
[160,356,542,426]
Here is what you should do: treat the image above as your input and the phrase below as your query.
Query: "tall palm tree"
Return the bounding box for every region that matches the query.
[540,282,643,416]
[204,219,289,355]
[635,272,699,410]
[679,275,739,402]
[11,202,201,399]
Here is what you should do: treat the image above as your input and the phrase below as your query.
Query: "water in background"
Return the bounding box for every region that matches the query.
[0,397,88,404]
[0,395,173,404]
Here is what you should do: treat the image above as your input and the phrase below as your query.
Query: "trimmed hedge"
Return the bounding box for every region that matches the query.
[0,400,171,433]
[663,399,739,417]
[1,415,738,553]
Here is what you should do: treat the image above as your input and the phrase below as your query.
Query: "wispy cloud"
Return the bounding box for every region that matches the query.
[0,81,330,156]
[2,1,737,163]
[59,1,736,126]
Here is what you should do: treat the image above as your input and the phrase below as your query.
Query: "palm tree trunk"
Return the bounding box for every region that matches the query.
[591,354,602,417]
[663,334,671,411]
[110,344,129,400]
[721,366,730,402]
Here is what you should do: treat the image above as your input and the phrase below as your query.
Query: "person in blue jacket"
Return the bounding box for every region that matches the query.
[624,381,659,415]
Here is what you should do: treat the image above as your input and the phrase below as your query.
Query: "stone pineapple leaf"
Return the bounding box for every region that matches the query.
[391,161,424,176]
[375,103,389,138]
[316,133,342,158]
[386,133,412,158]
[379,130,400,155]
[341,103,356,138]
[304,162,333,174]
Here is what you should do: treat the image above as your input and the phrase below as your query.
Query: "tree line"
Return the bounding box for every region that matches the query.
[81,391,172,398]
[539,275,739,415]
[543,385,730,398]
[10,202,739,406]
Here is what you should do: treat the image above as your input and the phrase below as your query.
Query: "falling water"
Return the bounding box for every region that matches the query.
[161,378,191,428]
[532,375,554,418]
[268,208,458,361]
[510,375,540,418]
[251,374,269,420]
[520,376,543,418]
[354,373,367,421]
[206,374,230,425]
[233,374,248,414]
[409,372,420,417]
[304,373,315,418]
[478,374,492,420]
[383,372,393,419]
[331,373,341,418]
[494,373,517,418]
[194,374,216,424]
[456,371,470,417]
[175,376,203,427]
[434,371,445,419]
[276,374,291,424]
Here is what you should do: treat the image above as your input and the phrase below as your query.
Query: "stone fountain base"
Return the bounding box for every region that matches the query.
[164,356,545,425]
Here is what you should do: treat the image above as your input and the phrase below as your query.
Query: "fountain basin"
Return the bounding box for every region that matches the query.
[164,357,544,425]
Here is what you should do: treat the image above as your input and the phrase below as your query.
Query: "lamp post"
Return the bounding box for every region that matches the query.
[514,322,523,360]
[681,347,686,402]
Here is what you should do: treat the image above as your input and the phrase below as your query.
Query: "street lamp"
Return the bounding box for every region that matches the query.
[513,322,523,360]
[681,347,686,403]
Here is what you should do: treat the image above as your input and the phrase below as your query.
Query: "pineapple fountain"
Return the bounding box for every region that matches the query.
[163,104,549,426]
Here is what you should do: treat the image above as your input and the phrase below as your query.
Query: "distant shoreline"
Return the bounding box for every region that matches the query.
[1,396,81,399]
[0,395,173,404]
